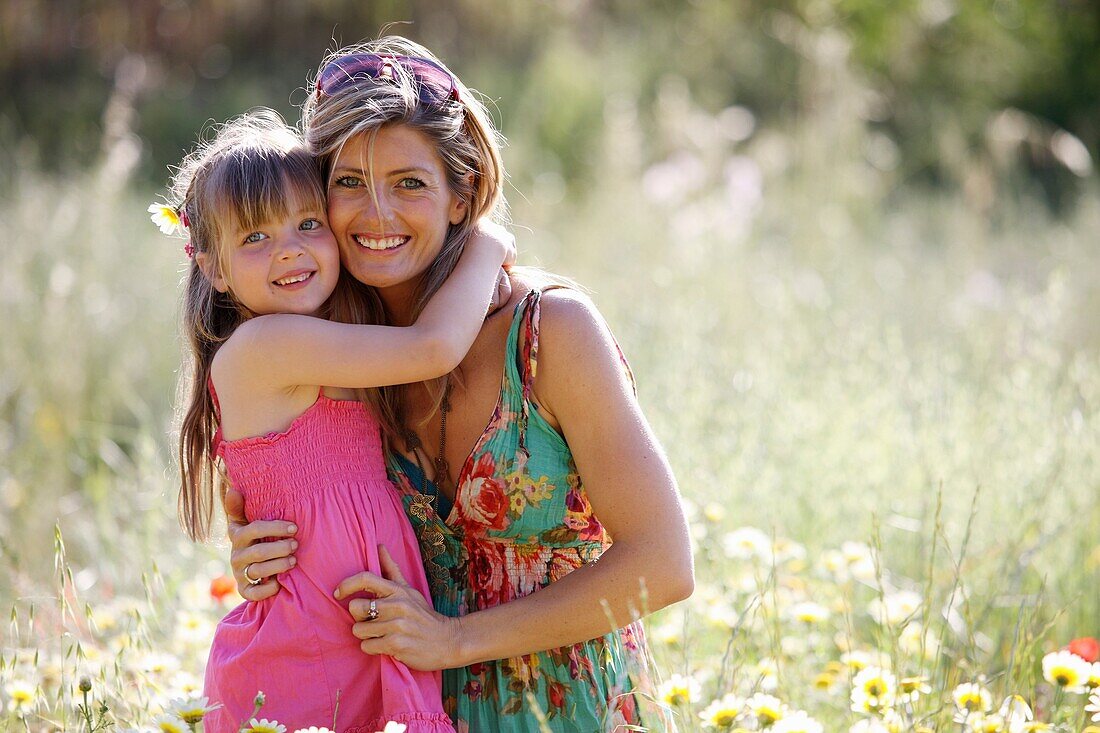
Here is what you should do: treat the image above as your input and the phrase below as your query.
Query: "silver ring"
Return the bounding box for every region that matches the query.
[243,563,262,586]
[365,598,378,621]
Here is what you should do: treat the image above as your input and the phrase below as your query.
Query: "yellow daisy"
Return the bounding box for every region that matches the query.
[4,679,36,712]
[952,682,992,718]
[153,715,188,733]
[247,719,287,733]
[1042,650,1091,692]
[658,673,701,707]
[747,692,785,725]
[850,667,897,713]
[698,693,744,728]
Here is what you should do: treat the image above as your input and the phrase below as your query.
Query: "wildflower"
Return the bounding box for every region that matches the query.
[246,719,287,733]
[703,502,727,523]
[1041,649,1091,692]
[850,667,896,713]
[1087,662,1100,689]
[952,682,993,717]
[168,696,221,724]
[1068,637,1100,663]
[721,527,773,562]
[898,675,930,703]
[841,649,887,672]
[772,710,823,733]
[4,679,36,712]
[788,602,830,624]
[698,693,744,728]
[210,574,238,602]
[868,590,922,627]
[1087,689,1100,721]
[148,203,183,235]
[998,694,1033,730]
[153,715,189,733]
[658,673,701,707]
[746,692,785,725]
[963,712,1005,732]
[752,658,779,692]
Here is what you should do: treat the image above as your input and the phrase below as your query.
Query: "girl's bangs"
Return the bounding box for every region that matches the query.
[208,148,326,235]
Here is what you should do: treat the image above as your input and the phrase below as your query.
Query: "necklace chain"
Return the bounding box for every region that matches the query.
[405,375,452,501]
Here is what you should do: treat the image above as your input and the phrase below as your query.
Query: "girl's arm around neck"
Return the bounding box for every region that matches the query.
[214,229,510,392]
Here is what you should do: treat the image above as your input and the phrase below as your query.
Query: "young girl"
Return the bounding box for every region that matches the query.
[156,108,509,733]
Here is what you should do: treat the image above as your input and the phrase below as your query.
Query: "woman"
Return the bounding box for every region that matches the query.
[225,36,693,732]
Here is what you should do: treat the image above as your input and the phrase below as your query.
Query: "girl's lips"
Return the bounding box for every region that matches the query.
[272,270,316,290]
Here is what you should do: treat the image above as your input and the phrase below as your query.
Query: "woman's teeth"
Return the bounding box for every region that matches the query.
[354,235,406,250]
[275,272,312,285]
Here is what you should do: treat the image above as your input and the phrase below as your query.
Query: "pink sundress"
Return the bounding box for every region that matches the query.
[202,388,454,733]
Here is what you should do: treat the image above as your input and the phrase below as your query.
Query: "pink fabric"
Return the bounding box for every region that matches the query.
[203,392,454,733]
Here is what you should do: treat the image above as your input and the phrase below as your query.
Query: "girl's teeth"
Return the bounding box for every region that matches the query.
[275,273,311,285]
[354,235,405,250]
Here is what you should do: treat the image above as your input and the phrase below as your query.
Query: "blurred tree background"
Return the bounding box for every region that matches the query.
[2,0,1098,206]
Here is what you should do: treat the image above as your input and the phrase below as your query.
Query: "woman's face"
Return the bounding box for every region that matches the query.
[326,124,467,295]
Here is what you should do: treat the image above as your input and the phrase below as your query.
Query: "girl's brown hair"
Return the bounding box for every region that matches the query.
[301,36,508,437]
[169,108,381,541]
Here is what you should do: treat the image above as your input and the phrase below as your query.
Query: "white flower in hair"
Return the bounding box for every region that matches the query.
[148,202,183,235]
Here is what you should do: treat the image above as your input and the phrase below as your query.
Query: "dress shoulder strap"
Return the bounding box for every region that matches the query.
[206,378,225,459]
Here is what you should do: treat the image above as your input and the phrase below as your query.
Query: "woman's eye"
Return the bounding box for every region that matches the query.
[243,232,266,244]
[398,177,426,190]
[335,176,363,188]
[300,218,322,231]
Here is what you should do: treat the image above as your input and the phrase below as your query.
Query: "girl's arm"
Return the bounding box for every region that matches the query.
[334,289,695,669]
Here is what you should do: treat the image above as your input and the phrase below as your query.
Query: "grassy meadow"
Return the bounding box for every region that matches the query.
[2,33,1100,733]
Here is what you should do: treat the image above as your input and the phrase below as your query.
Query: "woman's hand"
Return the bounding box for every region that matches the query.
[335,545,462,671]
[225,487,298,602]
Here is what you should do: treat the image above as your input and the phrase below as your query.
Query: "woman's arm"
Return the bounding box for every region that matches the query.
[335,289,695,669]
[215,225,512,391]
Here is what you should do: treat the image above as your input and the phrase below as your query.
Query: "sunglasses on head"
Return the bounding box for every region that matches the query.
[315,53,461,103]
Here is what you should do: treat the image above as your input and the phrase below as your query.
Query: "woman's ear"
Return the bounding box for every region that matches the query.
[448,172,476,226]
[196,251,229,293]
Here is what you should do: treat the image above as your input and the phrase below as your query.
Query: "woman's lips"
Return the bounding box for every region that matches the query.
[352,234,409,252]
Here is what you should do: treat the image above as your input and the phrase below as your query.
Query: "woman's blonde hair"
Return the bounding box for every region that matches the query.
[169,108,379,541]
[302,36,508,435]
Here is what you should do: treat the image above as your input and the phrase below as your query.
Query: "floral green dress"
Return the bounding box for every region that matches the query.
[386,289,664,733]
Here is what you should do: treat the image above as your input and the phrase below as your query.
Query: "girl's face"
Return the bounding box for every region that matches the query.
[206,191,340,317]
[326,125,467,295]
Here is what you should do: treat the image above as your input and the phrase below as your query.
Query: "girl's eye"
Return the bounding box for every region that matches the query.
[335,176,363,188]
[244,232,266,244]
[398,178,426,190]
[300,218,322,231]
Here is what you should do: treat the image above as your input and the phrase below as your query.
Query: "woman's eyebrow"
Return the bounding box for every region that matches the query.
[331,165,435,177]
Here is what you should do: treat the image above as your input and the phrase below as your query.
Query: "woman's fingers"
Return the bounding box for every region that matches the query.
[333,570,397,601]
[376,545,408,585]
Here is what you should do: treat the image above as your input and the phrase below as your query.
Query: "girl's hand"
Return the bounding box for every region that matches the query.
[472,219,516,268]
[335,545,462,671]
[225,487,298,602]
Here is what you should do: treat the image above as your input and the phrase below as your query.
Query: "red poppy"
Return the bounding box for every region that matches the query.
[1066,637,1100,663]
[209,574,236,602]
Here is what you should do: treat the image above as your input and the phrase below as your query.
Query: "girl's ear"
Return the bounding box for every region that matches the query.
[448,172,476,226]
[195,251,229,293]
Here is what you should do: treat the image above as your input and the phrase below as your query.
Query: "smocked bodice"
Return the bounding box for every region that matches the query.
[214,394,387,517]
